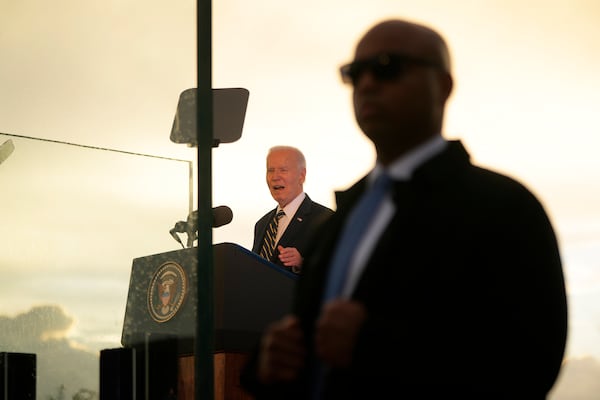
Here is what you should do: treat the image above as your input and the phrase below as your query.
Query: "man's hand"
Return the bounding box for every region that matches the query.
[277,245,303,270]
[258,315,306,384]
[315,299,367,368]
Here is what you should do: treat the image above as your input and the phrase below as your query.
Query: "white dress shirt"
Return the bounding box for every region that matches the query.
[275,192,306,244]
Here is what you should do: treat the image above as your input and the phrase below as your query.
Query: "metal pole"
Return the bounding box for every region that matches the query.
[195,0,214,399]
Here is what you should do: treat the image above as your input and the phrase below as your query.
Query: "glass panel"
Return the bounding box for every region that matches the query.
[0,135,190,398]
[2,1,599,399]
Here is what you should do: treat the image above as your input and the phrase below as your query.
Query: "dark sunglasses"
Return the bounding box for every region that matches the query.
[339,52,442,85]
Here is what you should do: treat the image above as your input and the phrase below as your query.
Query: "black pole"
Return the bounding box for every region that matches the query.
[195,0,214,399]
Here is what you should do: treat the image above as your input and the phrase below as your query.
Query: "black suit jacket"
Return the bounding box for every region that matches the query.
[242,141,568,399]
[252,194,334,269]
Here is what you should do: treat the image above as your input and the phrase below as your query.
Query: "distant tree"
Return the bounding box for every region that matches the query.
[72,388,97,400]
[46,385,97,400]
[47,384,66,400]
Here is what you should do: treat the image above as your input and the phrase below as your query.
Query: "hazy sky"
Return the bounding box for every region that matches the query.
[1,0,599,397]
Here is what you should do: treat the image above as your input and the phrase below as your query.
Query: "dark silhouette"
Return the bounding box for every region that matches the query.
[241,19,568,399]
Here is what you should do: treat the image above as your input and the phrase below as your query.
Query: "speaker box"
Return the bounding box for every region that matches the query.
[0,352,36,400]
[100,347,136,400]
[143,334,178,400]
[100,336,178,400]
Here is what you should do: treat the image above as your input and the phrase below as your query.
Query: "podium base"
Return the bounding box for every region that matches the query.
[178,352,254,400]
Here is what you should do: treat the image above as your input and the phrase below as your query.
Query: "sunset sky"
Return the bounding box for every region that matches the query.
[1,0,599,397]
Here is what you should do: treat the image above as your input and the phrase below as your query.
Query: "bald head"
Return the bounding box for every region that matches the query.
[356,20,451,74]
[349,19,454,165]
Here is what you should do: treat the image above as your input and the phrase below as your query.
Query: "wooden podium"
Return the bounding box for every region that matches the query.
[102,242,297,400]
[177,351,252,400]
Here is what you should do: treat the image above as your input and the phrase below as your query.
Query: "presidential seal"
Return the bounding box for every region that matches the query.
[147,261,187,323]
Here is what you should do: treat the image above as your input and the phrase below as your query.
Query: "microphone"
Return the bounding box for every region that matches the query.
[185,205,233,231]
[212,205,233,228]
[184,205,233,247]
[169,221,186,248]
[185,211,198,248]
[0,139,15,165]
[169,206,234,247]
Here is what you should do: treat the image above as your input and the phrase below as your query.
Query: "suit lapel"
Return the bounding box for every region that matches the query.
[278,195,311,244]
[341,141,473,295]
[304,178,367,270]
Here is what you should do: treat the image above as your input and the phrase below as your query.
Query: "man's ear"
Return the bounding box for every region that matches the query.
[440,72,453,101]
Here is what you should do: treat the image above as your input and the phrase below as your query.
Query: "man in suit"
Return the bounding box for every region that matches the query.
[252,145,334,274]
[241,19,568,399]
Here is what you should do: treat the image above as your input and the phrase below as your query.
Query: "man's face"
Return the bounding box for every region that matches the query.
[266,150,306,208]
[351,28,446,151]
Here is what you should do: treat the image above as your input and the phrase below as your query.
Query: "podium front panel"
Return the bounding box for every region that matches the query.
[121,242,297,353]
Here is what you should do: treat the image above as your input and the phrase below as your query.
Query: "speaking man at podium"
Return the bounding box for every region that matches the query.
[252,146,334,274]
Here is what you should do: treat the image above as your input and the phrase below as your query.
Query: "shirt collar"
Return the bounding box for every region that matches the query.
[279,192,306,216]
[371,135,447,182]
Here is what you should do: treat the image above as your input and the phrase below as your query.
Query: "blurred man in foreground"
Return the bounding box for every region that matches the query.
[242,19,568,399]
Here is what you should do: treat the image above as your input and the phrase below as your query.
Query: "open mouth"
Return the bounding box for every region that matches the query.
[273,185,285,191]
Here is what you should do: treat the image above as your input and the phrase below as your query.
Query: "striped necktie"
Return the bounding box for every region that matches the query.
[259,209,285,262]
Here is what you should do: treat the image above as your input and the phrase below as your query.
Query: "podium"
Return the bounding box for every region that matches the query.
[104,242,297,399]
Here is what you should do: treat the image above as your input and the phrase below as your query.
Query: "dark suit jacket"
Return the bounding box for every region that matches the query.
[252,194,334,269]
[242,141,568,399]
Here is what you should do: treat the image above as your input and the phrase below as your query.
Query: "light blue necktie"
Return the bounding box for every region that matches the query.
[312,172,392,400]
[322,172,392,301]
